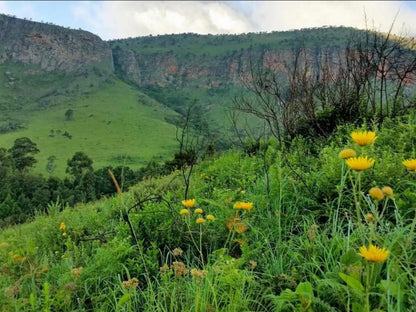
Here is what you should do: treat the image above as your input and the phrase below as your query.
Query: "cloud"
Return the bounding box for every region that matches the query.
[0,1,9,14]
[70,1,253,40]
[249,2,416,36]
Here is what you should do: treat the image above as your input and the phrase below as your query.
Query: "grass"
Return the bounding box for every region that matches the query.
[2,115,416,310]
[0,78,179,177]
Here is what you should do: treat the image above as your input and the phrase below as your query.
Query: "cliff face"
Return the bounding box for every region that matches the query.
[0,14,113,74]
[112,48,269,88]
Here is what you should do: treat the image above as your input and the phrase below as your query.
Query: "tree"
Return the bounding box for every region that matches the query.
[235,23,416,141]
[66,152,93,177]
[46,155,56,174]
[8,137,39,172]
[168,104,201,200]
[65,109,74,121]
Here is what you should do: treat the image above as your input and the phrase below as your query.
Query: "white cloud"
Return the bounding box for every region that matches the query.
[68,1,416,40]
[250,2,416,37]
[70,1,253,40]
[0,1,9,14]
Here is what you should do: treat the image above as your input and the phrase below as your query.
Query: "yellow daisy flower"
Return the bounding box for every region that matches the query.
[339,148,356,159]
[382,186,393,196]
[358,244,389,263]
[196,217,205,224]
[60,222,66,231]
[181,199,195,208]
[233,202,253,210]
[345,156,375,171]
[206,214,215,221]
[194,208,203,214]
[403,159,416,171]
[369,187,384,201]
[351,131,377,146]
[180,209,190,215]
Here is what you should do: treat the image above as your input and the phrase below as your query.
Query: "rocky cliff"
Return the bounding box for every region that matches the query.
[108,28,355,88]
[0,14,113,74]
[112,47,251,88]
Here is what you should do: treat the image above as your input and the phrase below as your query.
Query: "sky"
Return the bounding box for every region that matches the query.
[1,1,416,40]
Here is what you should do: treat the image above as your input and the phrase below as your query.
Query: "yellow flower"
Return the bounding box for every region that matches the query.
[358,244,389,263]
[62,232,67,237]
[206,214,215,221]
[369,187,384,201]
[403,159,416,171]
[234,223,248,234]
[226,215,248,233]
[196,217,205,224]
[190,268,207,278]
[365,213,374,222]
[122,277,139,289]
[339,148,356,159]
[351,131,377,146]
[181,199,195,208]
[382,186,393,196]
[172,248,183,256]
[345,156,375,171]
[233,202,253,210]
[172,261,188,277]
[71,267,83,278]
[180,209,190,215]
[194,208,203,214]
[159,264,169,273]
[60,222,66,231]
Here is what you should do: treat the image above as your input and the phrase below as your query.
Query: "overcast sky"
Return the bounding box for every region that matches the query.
[1,1,416,40]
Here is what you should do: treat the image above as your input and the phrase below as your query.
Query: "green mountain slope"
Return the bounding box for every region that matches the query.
[0,77,179,176]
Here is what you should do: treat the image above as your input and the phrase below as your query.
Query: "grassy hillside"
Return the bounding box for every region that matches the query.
[1,114,416,311]
[0,75,179,177]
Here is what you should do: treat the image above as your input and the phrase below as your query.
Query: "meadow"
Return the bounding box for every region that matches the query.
[0,77,179,177]
[1,112,416,311]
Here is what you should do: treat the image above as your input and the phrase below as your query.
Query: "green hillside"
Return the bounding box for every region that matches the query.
[0,75,179,176]
[1,116,416,311]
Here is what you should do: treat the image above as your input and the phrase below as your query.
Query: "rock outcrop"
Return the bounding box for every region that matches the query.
[0,14,113,74]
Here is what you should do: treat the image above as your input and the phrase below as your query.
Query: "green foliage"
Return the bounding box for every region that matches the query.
[2,115,416,311]
[8,137,39,171]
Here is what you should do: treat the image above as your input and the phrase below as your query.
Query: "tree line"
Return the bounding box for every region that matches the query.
[0,137,184,227]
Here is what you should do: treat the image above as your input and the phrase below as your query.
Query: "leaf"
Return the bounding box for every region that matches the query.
[117,293,131,310]
[339,272,364,292]
[352,302,366,312]
[341,249,362,266]
[295,282,313,297]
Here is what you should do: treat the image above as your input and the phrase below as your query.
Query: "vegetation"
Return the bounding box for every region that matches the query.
[108,26,356,58]
[0,78,179,176]
[2,22,416,311]
[2,113,416,310]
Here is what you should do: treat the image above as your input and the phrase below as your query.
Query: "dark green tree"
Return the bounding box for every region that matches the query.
[8,137,39,172]
[65,109,74,121]
[66,152,93,177]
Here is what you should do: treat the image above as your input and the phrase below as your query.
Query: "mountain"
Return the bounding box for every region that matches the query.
[109,27,354,88]
[1,13,413,176]
[0,14,179,176]
[0,14,113,73]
